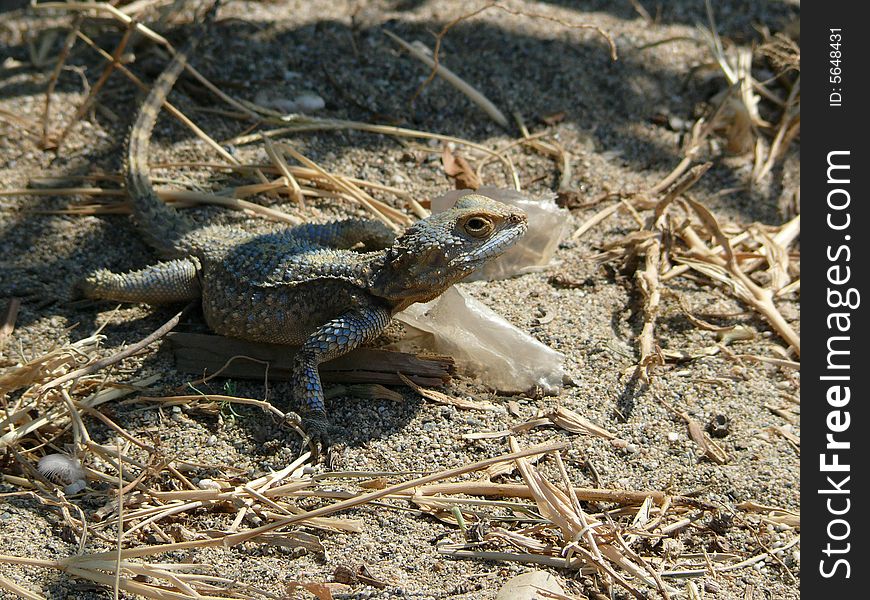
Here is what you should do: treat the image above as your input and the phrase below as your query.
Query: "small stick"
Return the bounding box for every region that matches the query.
[73,31,270,186]
[383,30,508,129]
[0,298,20,345]
[56,24,136,151]
[262,135,305,207]
[73,32,236,166]
[277,142,407,229]
[229,119,521,190]
[684,198,800,355]
[113,440,124,600]
[572,202,622,240]
[42,14,84,148]
[4,186,302,225]
[74,441,570,559]
[754,76,800,182]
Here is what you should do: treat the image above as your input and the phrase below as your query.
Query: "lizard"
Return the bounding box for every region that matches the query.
[81,9,528,451]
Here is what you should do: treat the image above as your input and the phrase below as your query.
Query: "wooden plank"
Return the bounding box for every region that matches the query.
[166,332,454,387]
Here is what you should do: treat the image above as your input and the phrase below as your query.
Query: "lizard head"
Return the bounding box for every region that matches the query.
[373,194,527,311]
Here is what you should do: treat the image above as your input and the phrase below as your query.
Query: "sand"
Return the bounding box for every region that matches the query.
[0,1,800,598]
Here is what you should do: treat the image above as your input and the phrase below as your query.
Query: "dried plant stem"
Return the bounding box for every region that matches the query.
[682,199,800,355]
[276,142,409,229]
[230,119,521,190]
[72,30,270,187]
[5,186,303,225]
[113,440,123,600]
[41,14,83,148]
[0,298,20,346]
[572,202,622,240]
[82,441,567,559]
[261,135,305,207]
[73,32,238,166]
[635,236,663,380]
[754,76,800,182]
[383,30,509,128]
[56,23,135,151]
[152,162,413,198]
[0,574,45,600]
[138,394,287,421]
[437,547,595,573]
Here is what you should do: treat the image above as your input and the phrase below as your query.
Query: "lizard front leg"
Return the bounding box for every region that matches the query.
[81,258,201,304]
[292,299,392,450]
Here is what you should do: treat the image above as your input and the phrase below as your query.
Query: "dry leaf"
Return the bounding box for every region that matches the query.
[442,146,482,189]
[546,407,615,439]
[540,111,567,126]
[286,581,334,600]
[737,500,800,528]
[687,418,728,464]
[511,407,616,439]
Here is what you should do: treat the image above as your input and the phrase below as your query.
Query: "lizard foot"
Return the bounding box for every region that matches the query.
[300,410,333,461]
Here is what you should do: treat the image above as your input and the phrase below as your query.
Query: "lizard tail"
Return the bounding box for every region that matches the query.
[125,2,219,258]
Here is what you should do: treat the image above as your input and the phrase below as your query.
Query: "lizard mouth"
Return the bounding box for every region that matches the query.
[466,219,528,266]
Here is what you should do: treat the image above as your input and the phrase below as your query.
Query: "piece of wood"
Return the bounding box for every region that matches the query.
[165,332,454,387]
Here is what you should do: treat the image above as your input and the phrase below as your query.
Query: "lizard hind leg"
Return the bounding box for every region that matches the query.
[81,257,202,304]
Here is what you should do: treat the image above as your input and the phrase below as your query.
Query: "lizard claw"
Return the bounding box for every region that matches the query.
[300,410,332,461]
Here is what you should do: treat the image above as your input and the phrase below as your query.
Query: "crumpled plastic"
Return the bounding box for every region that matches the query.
[393,188,569,394]
[394,287,565,394]
[431,186,572,281]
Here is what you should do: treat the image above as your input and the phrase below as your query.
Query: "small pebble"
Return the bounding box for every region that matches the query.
[64,480,87,494]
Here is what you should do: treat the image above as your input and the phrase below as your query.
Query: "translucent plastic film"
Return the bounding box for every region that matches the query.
[394,188,568,393]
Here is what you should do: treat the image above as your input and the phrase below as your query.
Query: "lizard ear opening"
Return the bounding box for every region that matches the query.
[461,215,495,238]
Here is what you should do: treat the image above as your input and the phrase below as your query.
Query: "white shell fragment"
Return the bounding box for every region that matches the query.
[38,453,86,493]
[254,90,325,114]
[495,570,565,600]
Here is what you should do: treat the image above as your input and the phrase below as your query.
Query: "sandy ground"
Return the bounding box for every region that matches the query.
[0,1,800,598]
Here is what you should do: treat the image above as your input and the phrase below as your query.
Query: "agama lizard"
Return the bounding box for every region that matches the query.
[81,12,528,449]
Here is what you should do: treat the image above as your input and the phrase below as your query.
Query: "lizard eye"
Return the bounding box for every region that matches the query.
[463,215,494,238]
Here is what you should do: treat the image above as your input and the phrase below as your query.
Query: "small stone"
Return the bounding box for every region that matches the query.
[64,480,87,494]
[292,92,325,113]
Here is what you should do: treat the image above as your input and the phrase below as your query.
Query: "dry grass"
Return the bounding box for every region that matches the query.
[568,4,801,381]
[0,319,799,598]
